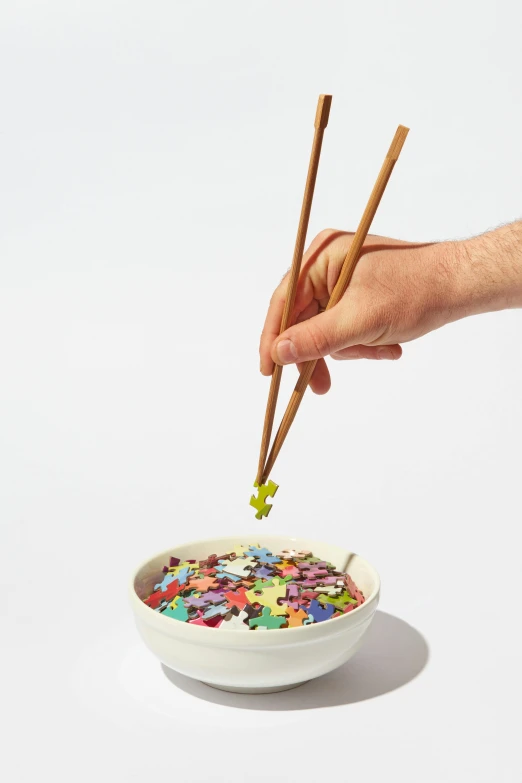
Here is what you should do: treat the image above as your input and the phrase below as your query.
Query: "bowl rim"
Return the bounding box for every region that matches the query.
[129,533,381,637]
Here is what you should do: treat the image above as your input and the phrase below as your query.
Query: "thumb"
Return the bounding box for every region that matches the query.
[271,303,373,365]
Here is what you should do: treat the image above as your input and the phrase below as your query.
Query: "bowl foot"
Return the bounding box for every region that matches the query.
[201,680,308,694]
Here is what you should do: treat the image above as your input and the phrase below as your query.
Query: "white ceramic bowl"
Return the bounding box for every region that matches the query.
[129,534,380,693]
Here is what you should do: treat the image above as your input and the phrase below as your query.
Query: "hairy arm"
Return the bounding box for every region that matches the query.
[259,222,522,394]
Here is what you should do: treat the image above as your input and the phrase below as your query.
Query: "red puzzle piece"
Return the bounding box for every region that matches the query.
[224,587,251,610]
[144,579,181,609]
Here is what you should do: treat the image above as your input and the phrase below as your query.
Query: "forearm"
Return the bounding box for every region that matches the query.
[441,221,522,319]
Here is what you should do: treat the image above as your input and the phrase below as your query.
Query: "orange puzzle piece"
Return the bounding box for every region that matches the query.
[284,605,309,628]
[187,575,218,593]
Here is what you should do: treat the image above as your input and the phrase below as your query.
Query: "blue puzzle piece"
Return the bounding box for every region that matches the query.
[308,599,335,623]
[202,603,230,619]
[214,564,242,582]
[246,546,281,565]
[175,566,194,586]
[154,571,177,592]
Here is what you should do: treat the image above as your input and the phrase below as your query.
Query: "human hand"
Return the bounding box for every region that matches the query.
[259,228,479,394]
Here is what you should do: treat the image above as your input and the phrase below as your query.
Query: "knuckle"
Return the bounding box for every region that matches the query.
[306,320,332,357]
[315,227,337,244]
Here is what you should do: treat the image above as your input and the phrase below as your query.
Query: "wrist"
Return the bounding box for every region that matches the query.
[435,223,522,318]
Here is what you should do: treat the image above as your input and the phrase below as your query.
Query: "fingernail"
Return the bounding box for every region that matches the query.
[276,339,297,364]
[376,347,394,360]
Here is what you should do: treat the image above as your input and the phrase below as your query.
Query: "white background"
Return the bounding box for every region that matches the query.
[1,1,521,781]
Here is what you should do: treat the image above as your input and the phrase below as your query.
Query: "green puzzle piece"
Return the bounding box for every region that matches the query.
[249,606,287,630]
[303,556,337,570]
[161,596,189,622]
[249,575,292,593]
[270,575,292,586]
[249,480,279,520]
[317,590,358,611]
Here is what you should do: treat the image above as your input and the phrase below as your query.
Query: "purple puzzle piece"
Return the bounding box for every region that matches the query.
[162,556,181,573]
[296,574,322,584]
[278,583,300,610]
[297,568,328,582]
[254,565,274,580]
[301,575,332,587]
[183,590,226,609]
[183,594,208,609]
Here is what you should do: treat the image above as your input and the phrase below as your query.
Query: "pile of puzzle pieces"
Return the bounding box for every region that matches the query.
[142,544,365,630]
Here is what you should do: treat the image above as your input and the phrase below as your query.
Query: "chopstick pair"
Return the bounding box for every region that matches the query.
[251,94,409,517]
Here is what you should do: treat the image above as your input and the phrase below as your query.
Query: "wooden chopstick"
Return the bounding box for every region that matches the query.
[260,124,410,484]
[255,94,332,485]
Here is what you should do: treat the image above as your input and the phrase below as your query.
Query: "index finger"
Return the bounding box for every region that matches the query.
[259,229,346,375]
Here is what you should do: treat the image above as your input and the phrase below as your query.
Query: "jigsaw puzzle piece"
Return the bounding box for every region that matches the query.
[308,599,336,623]
[249,578,270,592]
[203,616,224,628]
[221,608,250,630]
[161,556,180,573]
[249,606,287,630]
[249,481,279,520]
[144,579,181,609]
[164,559,196,577]
[243,603,262,622]
[175,566,195,586]
[224,587,251,610]
[280,565,300,579]
[284,605,309,628]
[252,564,274,580]
[213,560,243,581]
[277,548,312,560]
[161,596,189,622]
[199,553,228,569]
[187,574,219,593]
[300,590,319,601]
[154,571,178,592]
[246,545,281,565]
[307,582,343,596]
[277,583,299,609]
[318,590,358,611]
[231,544,256,558]
[202,602,230,620]
[296,561,327,573]
[183,590,226,609]
[345,574,365,605]
[269,575,291,585]
[246,578,287,616]
[216,556,257,578]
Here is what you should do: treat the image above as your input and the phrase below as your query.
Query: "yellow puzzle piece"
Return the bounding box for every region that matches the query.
[246,577,287,616]
[249,480,279,519]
